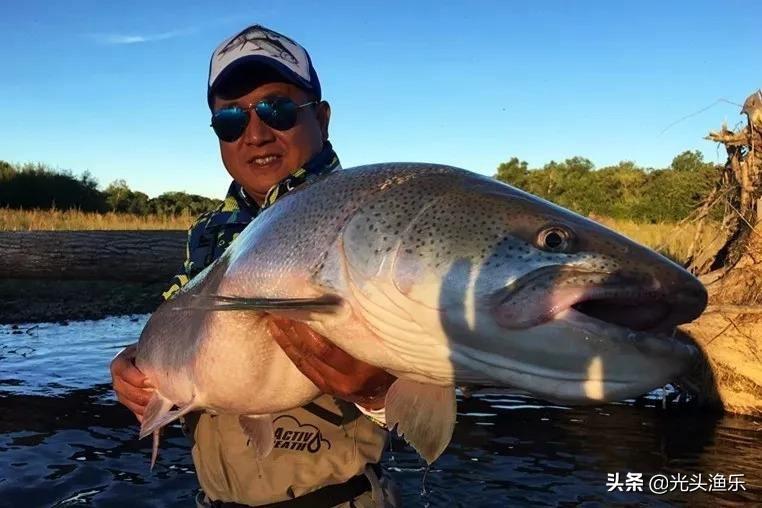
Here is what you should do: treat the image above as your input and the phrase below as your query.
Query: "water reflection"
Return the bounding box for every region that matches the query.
[1,316,760,507]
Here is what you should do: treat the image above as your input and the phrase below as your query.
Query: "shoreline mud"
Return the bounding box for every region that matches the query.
[0,279,165,324]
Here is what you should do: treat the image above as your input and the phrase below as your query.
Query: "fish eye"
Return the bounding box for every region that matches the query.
[536,225,575,253]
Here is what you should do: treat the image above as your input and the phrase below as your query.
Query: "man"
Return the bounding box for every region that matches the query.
[110,24,399,507]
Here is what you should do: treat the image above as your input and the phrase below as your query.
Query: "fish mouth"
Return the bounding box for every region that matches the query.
[494,266,707,334]
[571,297,670,331]
[567,288,705,333]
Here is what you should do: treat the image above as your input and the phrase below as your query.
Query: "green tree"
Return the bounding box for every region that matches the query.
[148,191,221,216]
[670,150,714,172]
[491,152,718,222]
[0,160,15,181]
[535,157,596,214]
[0,162,107,212]
[105,179,134,212]
[128,191,150,215]
[494,157,528,186]
[594,161,648,218]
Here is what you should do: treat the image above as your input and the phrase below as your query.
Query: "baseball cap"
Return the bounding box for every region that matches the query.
[207,24,321,110]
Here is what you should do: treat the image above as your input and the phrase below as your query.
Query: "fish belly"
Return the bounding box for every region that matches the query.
[192,311,320,415]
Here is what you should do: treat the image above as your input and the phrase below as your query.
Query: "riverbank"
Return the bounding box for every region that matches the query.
[1,211,715,265]
[0,279,165,324]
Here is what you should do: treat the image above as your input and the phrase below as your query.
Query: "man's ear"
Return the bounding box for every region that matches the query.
[317,101,331,142]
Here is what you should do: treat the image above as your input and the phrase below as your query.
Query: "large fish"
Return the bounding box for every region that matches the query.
[135,163,706,465]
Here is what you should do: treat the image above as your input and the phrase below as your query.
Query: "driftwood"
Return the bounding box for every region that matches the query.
[0,231,186,282]
[689,90,762,274]
[679,90,762,416]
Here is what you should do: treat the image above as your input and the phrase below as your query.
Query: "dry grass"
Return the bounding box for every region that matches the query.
[0,208,193,231]
[591,216,716,264]
[1,208,712,264]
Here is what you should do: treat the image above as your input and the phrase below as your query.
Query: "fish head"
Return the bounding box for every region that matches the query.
[488,187,705,403]
[365,171,707,403]
[483,187,707,335]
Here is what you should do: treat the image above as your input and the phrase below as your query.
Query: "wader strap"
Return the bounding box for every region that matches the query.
[302,402,344,427]
[208,464,382,508]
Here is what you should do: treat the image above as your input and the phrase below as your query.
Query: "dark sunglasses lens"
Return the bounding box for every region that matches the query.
[211,108,249,142]
[255,98,298,131]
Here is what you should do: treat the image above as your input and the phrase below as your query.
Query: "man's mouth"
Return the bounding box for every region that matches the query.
[248,154,282,167]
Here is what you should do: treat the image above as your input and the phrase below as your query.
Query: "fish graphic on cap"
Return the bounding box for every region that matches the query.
[217,25,299,64]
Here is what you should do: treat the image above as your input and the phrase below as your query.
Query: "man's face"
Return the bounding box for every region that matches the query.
[212,81,330,203]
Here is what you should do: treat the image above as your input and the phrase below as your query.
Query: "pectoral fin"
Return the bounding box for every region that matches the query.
[384,379,457,464]
[150,430,160,470]
[140,392,171,470]
[139,392,197,439]
[139,392,197,469]
[185,294,342,314]
[239,414,275,458]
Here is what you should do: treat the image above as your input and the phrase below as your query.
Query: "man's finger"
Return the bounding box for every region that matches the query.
[284,348,330,393]
[279,320,361,376]
[111,352,149,387]
[268,319,305,360]
[121,367,149,388]
[269,319,338,391]
[268,316,393,403]
[295,358,330,394]
[112,373,145,399]
[289,321,334,356]
[113,377,153,406]
[300,357,360,399]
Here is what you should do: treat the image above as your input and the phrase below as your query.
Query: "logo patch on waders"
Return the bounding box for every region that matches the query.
[272,415,332,453]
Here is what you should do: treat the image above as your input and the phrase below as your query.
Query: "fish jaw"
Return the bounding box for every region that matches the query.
[473,264,705,402]
[553,308,699,403]
[448,305,698,403]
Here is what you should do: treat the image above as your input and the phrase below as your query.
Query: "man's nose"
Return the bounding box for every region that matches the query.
[243,110,276,146]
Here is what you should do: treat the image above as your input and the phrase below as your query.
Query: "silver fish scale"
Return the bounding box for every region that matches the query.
[400,192,532,265]
[224,164,473,296]
[336,165,488,278]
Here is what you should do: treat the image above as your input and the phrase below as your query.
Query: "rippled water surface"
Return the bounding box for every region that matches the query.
[1,316,760,507]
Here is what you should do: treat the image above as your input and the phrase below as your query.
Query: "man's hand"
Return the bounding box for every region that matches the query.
[267,317,396,410]
[110,344,154,423]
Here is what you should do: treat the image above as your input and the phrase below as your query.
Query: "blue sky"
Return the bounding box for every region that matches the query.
[1,1,759,198]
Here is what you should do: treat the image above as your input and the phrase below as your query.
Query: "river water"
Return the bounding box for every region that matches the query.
[1,316,760,507]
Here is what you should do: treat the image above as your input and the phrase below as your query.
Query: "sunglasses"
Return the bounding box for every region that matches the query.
[211,97,317,142]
